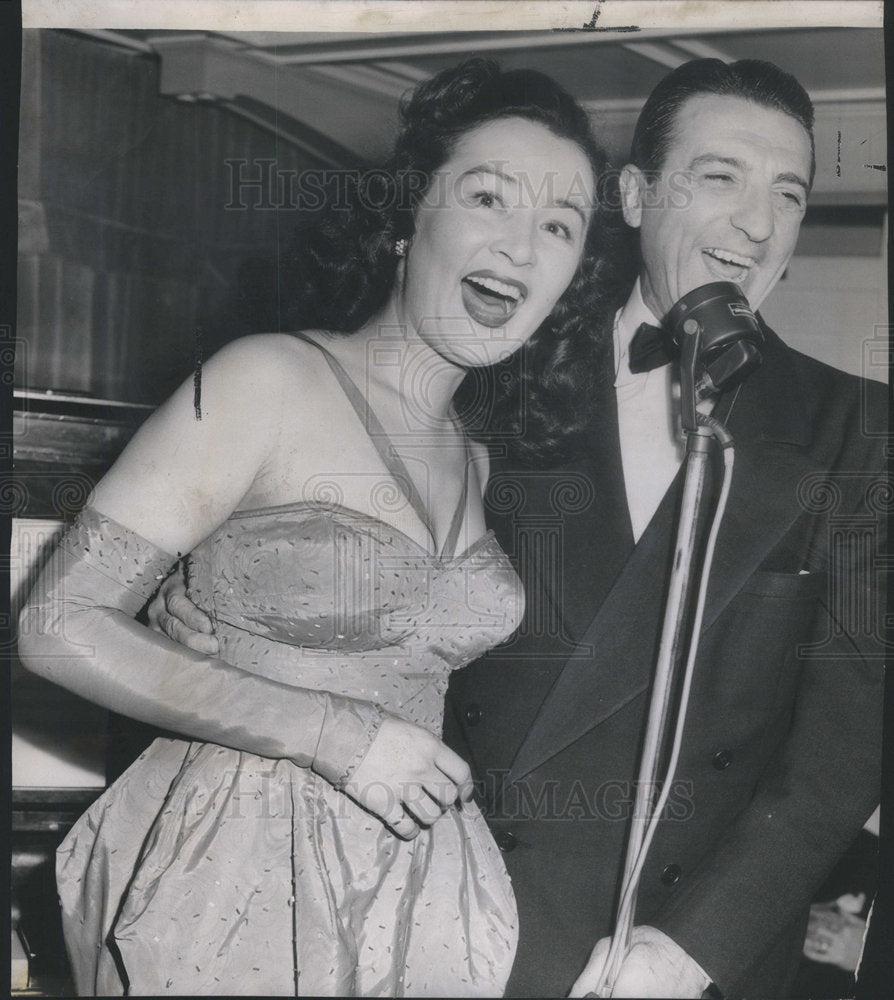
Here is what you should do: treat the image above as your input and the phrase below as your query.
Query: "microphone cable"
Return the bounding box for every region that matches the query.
[595,412,735,997]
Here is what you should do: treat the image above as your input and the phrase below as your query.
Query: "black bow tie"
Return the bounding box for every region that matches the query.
[628,322,677,374]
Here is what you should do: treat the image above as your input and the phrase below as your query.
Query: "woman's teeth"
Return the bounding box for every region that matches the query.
[461,276,525,328]
[464,275,522,302]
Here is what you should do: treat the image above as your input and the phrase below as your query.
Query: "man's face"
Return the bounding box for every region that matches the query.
[621,94,812,318]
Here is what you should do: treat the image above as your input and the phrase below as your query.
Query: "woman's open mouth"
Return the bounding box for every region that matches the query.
[461,272,528,329]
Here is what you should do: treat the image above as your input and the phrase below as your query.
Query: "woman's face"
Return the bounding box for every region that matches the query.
[398,116,595,368]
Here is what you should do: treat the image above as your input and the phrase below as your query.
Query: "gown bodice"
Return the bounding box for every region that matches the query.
[186,504,523,734]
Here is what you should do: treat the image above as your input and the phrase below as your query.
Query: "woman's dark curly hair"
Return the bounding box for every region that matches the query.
[281,57,635,463]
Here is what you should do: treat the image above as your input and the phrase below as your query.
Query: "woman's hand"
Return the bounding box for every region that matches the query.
[147,571,220,655]
[344,716,474,839]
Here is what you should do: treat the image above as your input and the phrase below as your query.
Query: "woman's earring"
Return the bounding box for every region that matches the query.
[394,238,409,258]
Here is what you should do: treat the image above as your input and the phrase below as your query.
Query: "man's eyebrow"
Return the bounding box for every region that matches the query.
[463,165,589,225]
[688,154,745,173]
[775,171,810,192]
[688,154,809,192]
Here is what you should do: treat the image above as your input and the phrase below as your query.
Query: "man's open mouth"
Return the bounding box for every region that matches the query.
[702,248,756,280]
[461,272,528,329]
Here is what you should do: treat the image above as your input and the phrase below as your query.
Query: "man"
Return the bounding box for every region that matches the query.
[153,59,885,998]
[443,58,885,997]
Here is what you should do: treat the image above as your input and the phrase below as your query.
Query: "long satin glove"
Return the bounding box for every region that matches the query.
[17,506,384,787]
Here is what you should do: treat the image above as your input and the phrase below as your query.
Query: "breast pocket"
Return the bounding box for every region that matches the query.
[700,569,829,714]
[739,568,828,601]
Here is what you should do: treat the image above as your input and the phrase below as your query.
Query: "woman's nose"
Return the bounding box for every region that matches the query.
[730,185,775,243]
[490,213,537,266]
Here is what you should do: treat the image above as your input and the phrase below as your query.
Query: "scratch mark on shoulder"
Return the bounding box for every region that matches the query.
[194,325,203,421]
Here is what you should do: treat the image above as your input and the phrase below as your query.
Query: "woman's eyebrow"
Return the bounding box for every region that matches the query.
[555,198,588,227]
[461,165,588,223]
[461,165,516,186]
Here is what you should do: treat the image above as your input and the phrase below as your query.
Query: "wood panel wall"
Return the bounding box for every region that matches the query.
[17,30,317,404]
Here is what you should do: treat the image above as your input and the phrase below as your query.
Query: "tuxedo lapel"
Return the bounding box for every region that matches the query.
[504,478,679,786]
[503,326,819,786]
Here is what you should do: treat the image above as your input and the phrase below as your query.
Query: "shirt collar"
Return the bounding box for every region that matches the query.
[613,277,663,388]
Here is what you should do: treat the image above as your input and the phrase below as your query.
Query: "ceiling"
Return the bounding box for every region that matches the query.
[68,26,888,200]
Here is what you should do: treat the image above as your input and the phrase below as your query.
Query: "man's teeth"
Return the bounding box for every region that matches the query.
[465,275,522,301]
[705,249,754,268]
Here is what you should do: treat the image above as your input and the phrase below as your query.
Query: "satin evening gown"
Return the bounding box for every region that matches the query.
[54,338,522,996]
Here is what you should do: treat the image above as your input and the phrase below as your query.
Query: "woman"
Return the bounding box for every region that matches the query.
[19,59,612,997]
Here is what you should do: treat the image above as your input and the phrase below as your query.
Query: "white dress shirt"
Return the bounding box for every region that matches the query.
[613,279,688,542]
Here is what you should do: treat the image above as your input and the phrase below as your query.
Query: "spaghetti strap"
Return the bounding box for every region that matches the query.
[293,332,469,558]
[440,446,470,559]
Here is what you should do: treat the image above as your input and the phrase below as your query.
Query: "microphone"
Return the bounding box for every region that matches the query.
[664,282,764,432]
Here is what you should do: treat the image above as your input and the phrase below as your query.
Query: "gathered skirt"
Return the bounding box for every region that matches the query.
[57,737,518,997]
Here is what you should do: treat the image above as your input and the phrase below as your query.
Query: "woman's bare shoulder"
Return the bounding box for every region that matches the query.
[178,334,333,429]
[88,334,328,554]
[204,332,317,378]
[206,332,337,397]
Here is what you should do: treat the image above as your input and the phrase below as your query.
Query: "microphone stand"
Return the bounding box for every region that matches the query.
[594,317,720,998]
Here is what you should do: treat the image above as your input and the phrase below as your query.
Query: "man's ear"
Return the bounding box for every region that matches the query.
[619,164,645,229]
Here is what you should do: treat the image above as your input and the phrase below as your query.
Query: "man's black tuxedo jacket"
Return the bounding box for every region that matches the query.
[444,324,886,998]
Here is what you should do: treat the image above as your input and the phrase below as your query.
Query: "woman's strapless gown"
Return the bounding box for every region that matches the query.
[56,337,524,997]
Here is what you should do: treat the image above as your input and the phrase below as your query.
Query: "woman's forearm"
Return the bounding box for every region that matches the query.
[17,508,384,787]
